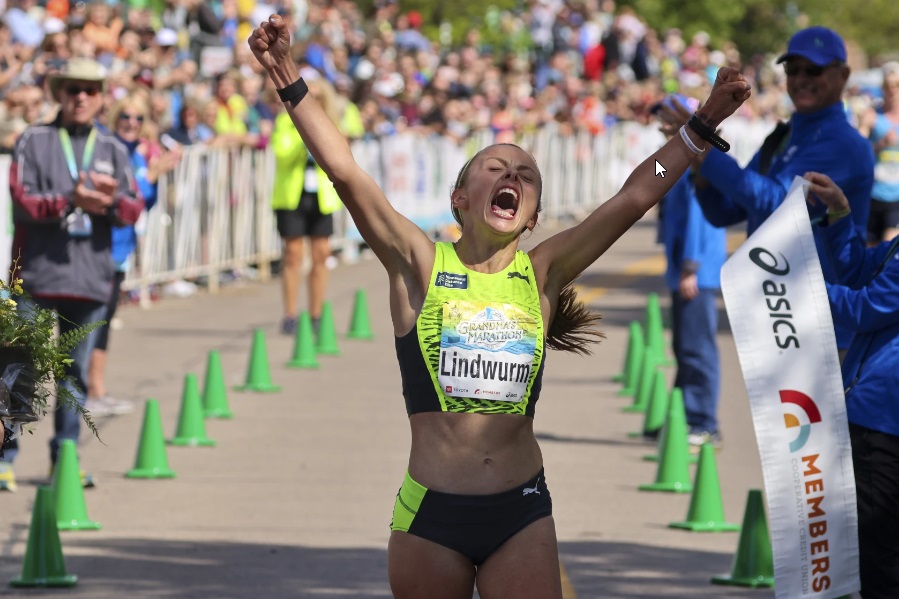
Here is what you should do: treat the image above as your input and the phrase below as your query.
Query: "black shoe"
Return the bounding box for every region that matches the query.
[641,429,660,443]
[280,317,298,335]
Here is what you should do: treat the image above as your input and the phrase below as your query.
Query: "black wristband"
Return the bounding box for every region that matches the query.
[276,77,308,108]
[687,114,731,153]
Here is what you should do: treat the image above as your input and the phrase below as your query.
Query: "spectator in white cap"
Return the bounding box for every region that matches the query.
[155,27,179,49]
[43,16,66,36]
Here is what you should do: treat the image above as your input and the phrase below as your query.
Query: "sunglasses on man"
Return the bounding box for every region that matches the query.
[783,62,842,77]
[65,84,102,96]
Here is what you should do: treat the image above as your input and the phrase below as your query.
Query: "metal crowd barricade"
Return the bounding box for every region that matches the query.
[0,118,776,308]
[123,144,282,305]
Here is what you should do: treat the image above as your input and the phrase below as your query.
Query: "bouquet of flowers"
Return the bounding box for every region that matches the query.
[0,261,103,452]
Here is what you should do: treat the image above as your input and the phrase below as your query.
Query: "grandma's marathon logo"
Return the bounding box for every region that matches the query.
[455,307,524,350]
[780,389,822,453]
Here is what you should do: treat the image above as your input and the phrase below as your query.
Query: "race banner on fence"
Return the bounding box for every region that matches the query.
[720,176,859,599]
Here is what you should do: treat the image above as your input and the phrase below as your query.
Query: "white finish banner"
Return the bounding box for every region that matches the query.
[721,177,859,598]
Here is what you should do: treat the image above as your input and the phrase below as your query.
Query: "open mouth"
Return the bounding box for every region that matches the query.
[491,186,519,220]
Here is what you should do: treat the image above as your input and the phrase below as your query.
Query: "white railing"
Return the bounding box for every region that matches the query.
[129,144,282,304]
[0,118,775,306]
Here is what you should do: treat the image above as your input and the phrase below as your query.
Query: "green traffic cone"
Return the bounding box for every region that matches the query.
[170,374,216,447]
[316,301,340,356]
[643,387,698,464]
[202,350,233,419]
[287,311,320,369]
[612,320,639,383]
[234,329,281,392]
[644,292,673,366]
[711,489,775,587]
[126,399,176,479]
[669,443,740,532]
[9,486,78,587]
[622,352,658,413]
[616,321,644,396]
[639,387,692,493]
[52,440,101,531]
[347,288,374,340]
[628,370,669,438]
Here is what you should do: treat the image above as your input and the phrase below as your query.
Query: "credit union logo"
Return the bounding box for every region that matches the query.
[780,390,822,453]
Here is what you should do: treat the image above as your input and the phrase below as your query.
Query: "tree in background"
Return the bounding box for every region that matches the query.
[352,0,899,65]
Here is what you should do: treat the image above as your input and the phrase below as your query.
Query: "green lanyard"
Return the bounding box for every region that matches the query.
[58,127,97,182]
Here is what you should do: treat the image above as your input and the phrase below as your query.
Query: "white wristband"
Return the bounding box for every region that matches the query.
[679,125,705,155]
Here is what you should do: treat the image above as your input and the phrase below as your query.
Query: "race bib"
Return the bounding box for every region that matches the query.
[438,301,539,402]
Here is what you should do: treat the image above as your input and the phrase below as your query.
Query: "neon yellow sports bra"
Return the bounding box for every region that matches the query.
[394,242,546,417]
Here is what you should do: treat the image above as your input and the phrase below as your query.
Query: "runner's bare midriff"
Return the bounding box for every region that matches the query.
[407,411,543,495]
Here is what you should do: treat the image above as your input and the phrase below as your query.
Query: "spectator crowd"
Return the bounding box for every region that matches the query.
[0,0,866,161]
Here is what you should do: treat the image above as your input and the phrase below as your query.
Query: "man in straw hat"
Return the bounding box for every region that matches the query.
[0,57,144,489]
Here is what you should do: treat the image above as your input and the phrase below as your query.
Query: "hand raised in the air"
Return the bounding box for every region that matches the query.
[697,67,752,129]
[248,14,292,73]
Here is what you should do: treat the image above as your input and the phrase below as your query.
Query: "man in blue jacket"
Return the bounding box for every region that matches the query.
[805,171,899,599]
[660,27,874,354]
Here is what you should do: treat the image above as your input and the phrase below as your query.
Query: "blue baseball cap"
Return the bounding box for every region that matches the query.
[777,27,847,66]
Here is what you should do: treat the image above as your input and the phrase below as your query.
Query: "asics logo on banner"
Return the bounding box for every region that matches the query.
[749,247,799,350]
[435,272,468,289]
[522,477,541,496]
[780,390,822,453]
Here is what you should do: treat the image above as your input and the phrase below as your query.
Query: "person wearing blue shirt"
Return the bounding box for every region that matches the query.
[660,169,727,449]
[859,62,899,244]
[86,94,177,417]
[805,170,899,599]
[659,27,875,355]
[653,93,728,448]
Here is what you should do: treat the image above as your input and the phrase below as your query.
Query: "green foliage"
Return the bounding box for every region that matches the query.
[616,0,896,63]
[732,1,793,60]
[352,0,897,64]
[618,0,793,58]
[353,0,524,49]
[806,0,899,59]
[0,262,103,439]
